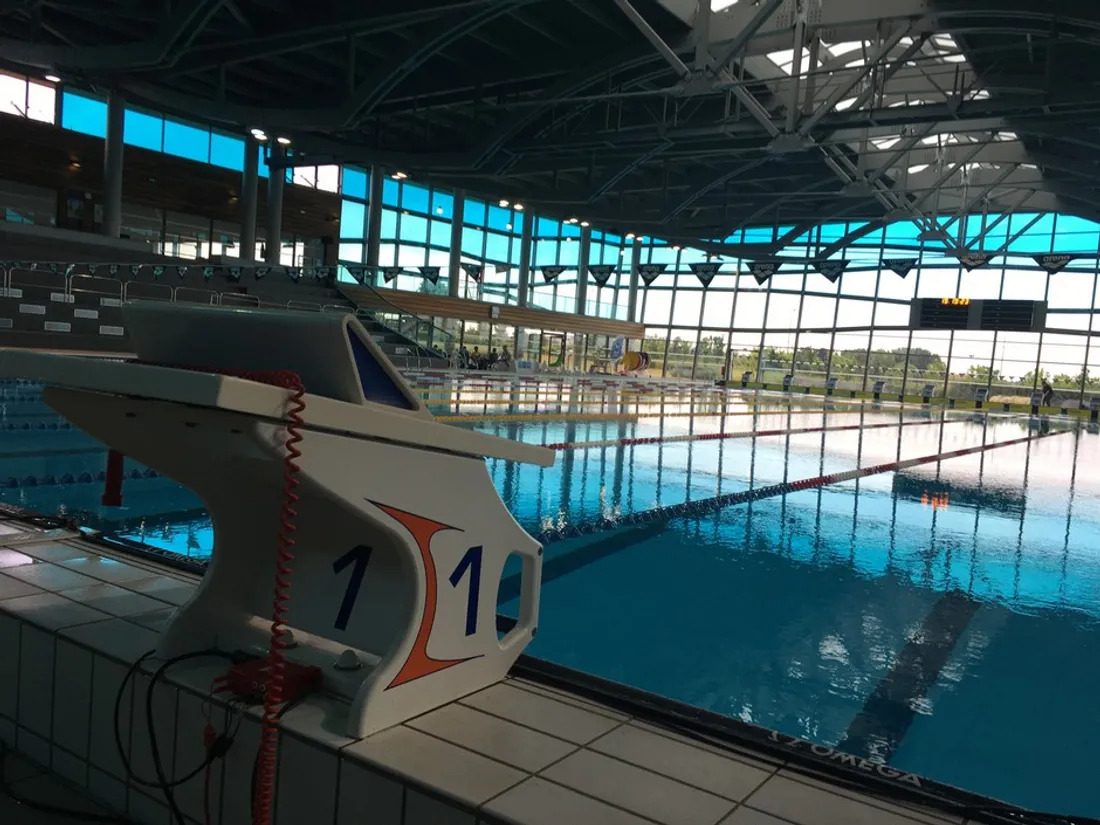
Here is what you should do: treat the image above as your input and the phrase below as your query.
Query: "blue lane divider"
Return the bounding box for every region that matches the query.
[535,428,1073,545]
[1,467,159,488]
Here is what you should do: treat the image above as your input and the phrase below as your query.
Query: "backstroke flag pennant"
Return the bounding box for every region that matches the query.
[956,251,994,271]
[286,267,301,283]
[638,263,666,286]
[690,262,720,287]
[382,266,402,283]
[346,265,365,283]
[541,265,566,283]
[227,266,242,282]
[461,263,483,282]
[202,265,215,280]
[1033,254,1080,274]
[419,265,440,284]
[256,266,270,280]
[814,259,849,283]
[588,264,615,286]
[882,258,917,278]
[175,266,188,279]
[749,261,778,285]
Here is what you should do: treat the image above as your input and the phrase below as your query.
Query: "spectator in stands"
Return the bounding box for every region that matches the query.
[471,346,484,369]
[499,346,513,369]
[488,348,499,367]
[459,345,471,369]
[1041,379,1054,407]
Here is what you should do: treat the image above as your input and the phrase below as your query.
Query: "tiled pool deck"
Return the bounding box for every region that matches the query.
[0,521,985,825]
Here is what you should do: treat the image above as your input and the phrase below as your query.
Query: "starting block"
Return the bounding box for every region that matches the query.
[1090,396,1100,424]
[921,384,936,404]
[871,380,885,401]
[974,387,989,409]
[824,376,838,396]
[741,371,753,388]
[0,302,552,737]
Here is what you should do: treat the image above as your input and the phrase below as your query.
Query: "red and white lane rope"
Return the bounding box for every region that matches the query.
[543,417,962,451]
[538,427,1073,543]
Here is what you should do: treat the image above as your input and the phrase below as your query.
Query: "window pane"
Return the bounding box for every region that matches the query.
[210,132,244,171]
[341,166,368,200]
[292,166,317,188]
[431,190,453,219]
[0,73,25,116]
[340,200,366,239]
[26,81,55,123]
[429,219,450,247]
[163,119,210,162]
[399,213,428,244]
[124,109,163,151]
[486,205,512,231]
[382,178,400,206]
[401,182,430,214]
[61,91,107,137]
[464,198,487,226]
[316,165,340,193]
[380,208,398,240]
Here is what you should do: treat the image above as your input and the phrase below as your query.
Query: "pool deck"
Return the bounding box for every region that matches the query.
[0,521,988,825]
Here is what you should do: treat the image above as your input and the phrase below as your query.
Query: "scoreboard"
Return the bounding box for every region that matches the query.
[909,298,1046,332]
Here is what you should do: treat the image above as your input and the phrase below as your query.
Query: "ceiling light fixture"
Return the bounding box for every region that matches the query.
[580,220,590,227]
[44,74,60,84]
[276,136,291,146]
[499,199,509,207]
[250,128,267,141]
[626,232,636,240]
[513,203,524,211]
[392,171,408,180]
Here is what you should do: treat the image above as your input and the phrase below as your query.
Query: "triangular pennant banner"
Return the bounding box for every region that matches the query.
[382,266,402,283]
[202,265,215,280]
[347,266,365,283]
[129,264,140,276]
[64,264,74,276]
[419,266,440,284]
[175,266,188,279]
[749,261,778,285]
[227,266,242,282]
[689,262,720,287]
[317,266,333,279]
[956,252,994,271]
[88,264,98,274]
[494,264,510,275]
[541,265,566,283]
[461,262,483,282]
[287,266,301,283]
[48,263,58,273]
[1033,254,1080,274]
[882,257,917,278]
[151,265,164,279]
[814,259,849,283]
[638,263,666,286]
[109,264,119,275]
[256,266,270,280]
[588,264,615,287]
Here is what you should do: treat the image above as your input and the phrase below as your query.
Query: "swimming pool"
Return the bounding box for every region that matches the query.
[0,376,1095,819]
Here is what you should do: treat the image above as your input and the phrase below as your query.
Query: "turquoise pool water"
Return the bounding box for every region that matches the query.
[0,377,1095,818]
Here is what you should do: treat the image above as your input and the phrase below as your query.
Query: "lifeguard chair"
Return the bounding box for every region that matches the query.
[0,302,552,737]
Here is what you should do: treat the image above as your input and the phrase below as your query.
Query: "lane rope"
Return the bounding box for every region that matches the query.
[436,404,965,425]
[544,416,964,451]
[536,426,1073,543]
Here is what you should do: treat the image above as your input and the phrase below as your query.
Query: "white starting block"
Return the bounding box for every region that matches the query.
[0,302,553,737]
[824,376,838,396]
[974,387,989,408]
[920,383,936,403]
[871,380,886,400]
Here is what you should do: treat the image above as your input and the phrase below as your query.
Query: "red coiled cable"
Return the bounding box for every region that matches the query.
[128,360,304,825]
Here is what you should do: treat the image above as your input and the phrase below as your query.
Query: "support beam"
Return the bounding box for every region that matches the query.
[264,143,285,264]
[785,12,805,133]
[575,226,592,316]
[239,134,259,261]
[448,189,465,298]
[627,238,641,323]
[365,165,384,283]
[517,216,533,308]
[710,0,785,73]
[612,0,690,79]
[102,89,124,240]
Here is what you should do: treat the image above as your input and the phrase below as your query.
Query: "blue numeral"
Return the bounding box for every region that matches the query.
[332,545,373,631]
[449,545,483,636]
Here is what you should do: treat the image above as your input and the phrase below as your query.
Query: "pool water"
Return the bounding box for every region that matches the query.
[1,377,1096,818]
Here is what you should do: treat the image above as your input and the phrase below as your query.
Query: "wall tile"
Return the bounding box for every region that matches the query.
[128,789,170,825]
[52,745,88,788]
[127,672,179,810]
[0,612,19,719]
[88,655,133,780]
[4,561,99,591]
[0,716,14,746]
[404,790,476,825]
[88,766,128,814]
[335,757,404,825]
[172,688,225,825]
[276,734,338,825]
[2,592,108,631]
[219,714,261,825]
[17,623,55,736]
[58,582,165,617]
[62,615,160,662]
[16,727,50,765]
[483,776,654,825]
[0,572,43,600]
[52,638,93,757]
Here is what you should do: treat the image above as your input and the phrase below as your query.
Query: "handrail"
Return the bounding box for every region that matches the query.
[339,281,453,358]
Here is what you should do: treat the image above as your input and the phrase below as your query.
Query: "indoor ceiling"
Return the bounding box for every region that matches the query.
[0,0,1097,256]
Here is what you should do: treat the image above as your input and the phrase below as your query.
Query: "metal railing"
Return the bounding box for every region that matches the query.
[339,283,454,360]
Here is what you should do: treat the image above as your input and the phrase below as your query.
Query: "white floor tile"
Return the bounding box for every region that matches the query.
[0,547,36,568]
[2,593,108,631]
[483,777,655,825]
[509,679,631,722]
[124,575,196,606]
[346,725,525,807]
[460,682,621,745]
[127,607,177,631]
[771,771,964,825]
[408,702,576,773]
[58,556,157,584]
[276,735,338,825]
[51,640,93,758]
[18,625,56,737]
[17,542,88,563]
[57,582,166,617]
[335,757,404,825]
[542,749,735,825]
[747,775,932,825]
[404,790,476,825]
[0,571,43,600]
[277,692,358,750]
[589,723,772,801]
[61,616,159,663]
[719,807,805,825]
[3,562,99,591]
[0,612,20,718]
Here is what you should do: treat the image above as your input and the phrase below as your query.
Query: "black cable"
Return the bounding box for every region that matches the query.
[113,648,236,825]
[0,742,132,823]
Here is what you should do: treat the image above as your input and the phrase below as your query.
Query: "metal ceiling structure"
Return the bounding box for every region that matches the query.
[0,0,1097,256]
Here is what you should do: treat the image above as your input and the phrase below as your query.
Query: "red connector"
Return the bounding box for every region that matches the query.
[224,657,322,705]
